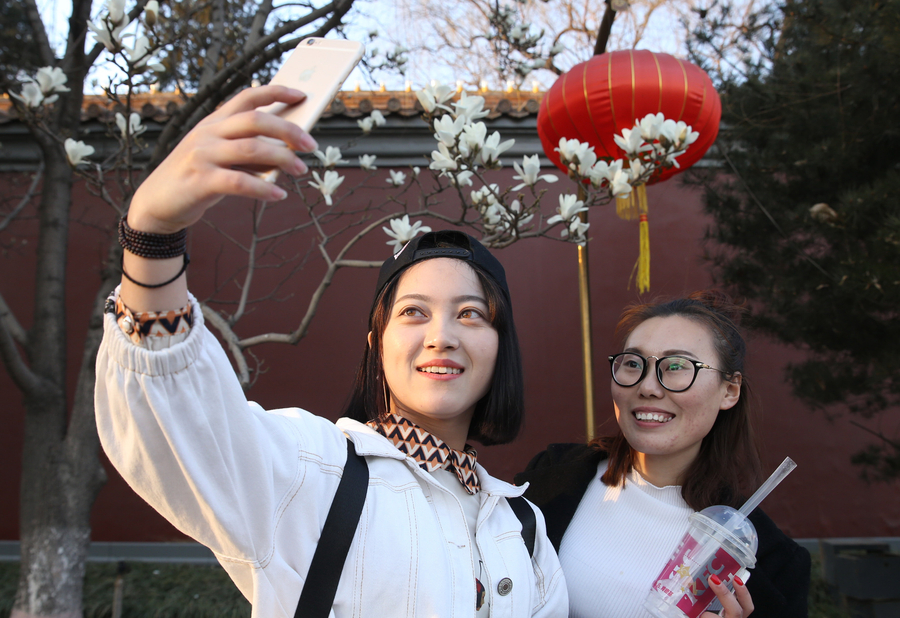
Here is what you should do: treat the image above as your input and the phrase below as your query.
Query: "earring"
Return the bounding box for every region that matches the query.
[381,376,391,417]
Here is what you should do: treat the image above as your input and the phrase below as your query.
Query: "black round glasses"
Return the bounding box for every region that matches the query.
[608,352,730,393]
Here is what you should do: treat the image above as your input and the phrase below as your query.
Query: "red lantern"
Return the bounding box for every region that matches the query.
[537,50,721,292]
[538,50,721,183]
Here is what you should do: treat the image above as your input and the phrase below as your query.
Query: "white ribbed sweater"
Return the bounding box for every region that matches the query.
[559,461,694,618]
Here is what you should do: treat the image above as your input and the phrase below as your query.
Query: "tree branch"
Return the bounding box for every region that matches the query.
[201,304,252,387]
[0,305,40,395]
[593,1,616,56]
[23,0,55,67]
[0,163,43,234]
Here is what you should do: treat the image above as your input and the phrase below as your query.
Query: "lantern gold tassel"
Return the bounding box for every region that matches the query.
[616,191,640,221]
[626,184,650,293]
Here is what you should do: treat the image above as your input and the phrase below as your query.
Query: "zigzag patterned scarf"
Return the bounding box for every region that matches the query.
[367,413,481,494]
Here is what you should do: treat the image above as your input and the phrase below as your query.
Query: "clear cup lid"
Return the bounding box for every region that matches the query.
[691,505,759,557]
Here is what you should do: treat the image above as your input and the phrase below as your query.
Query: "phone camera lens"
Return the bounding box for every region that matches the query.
[307,39,315,45]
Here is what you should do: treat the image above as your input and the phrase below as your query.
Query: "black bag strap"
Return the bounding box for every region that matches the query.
[507,496,536,558]
[294,438,368,618]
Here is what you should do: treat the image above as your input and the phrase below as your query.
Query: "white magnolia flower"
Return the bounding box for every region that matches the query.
[64,138,94,166]
[453,92,490,124]
[610,169,632,197]
[87,19,125,52]
[359,154,377,170]
[555,137,595,170]
[412,166,421,177]
[314,146,348,168]
[434,114,465,148]
[461,122,487,153]
[116,112,146,138]
[35,67,70,95]
[144,0,160,25]
[387,170,407,186]
[550,41,565,55]
[480,131,515,166]
[107,0,126,24]
[370,109,386,127]
[563,218,590,244]
[571,147,597,176]
[511,154,558,190]
[547,194,588,225]
[309,170,344,205]
[629,158,644,180]
[357,117,375,133]
[482,203,504,229]
[429,142,458,171]
[124,36,152,68]
[12,82,45,108]
[383,215,432,252]
[450,170,474,187]
[509,199,534,228]
[614,127,646,156]
[471,184,500,207]
[416,83,455,113]
[639,113,664,141]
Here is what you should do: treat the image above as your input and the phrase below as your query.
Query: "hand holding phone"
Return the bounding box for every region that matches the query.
[255,38,365,181]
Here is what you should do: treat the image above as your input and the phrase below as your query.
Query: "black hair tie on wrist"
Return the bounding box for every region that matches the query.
[118,215,187,259]
[121,253,190,288]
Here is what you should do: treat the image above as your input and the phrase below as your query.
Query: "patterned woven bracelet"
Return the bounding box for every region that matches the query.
[118,216,187,259]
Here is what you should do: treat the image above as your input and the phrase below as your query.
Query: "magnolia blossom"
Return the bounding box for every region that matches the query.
[453,93,490,124]
[460,122,487,154]
[370,110,386,127]
[309,170,344,205]
[412,166,420,177]
[609,169,632,197]
[144,0,160,25]
[64,138,94,166]
[433,114,464,148]
[614,127,646,156]
[358,154,377,170]
[471,184,501,207]
[556,137,596,169]
[35,67,70,96]
[87,15,126,52]
[563,218,590,244]
[383,215,432,252]
[357,117,375,133]
[429,142,458,171]
[480,131,515,166]
[116,112,146,138]
[107,0,126,24]
[314,146,347,168]
[12,82,45,108]
[629,158,644,180]
[638,113,665,141]
[416,83,454,113]
[547,194,587,226]
[509,199,534,228]
[387,170,407,186]
[511,154,558,190]
[550,41,565,56]
[450,170,474,187]
[124,36,153,68]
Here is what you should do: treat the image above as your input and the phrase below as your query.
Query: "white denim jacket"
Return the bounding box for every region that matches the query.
[95,292,567,618]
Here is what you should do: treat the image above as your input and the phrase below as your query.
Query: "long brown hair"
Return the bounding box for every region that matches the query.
[596,290,762,510]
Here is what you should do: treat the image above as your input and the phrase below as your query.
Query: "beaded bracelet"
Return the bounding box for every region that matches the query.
[118,216,187,259]
[121,253,191,289]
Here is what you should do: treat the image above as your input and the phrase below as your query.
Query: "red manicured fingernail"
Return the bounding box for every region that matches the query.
[709,574,722,586]
[734,576,744,587]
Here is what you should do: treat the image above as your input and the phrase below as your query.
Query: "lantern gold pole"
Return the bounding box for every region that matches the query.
[576,184,595,441]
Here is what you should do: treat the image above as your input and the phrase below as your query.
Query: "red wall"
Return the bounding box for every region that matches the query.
[2,168,898,542]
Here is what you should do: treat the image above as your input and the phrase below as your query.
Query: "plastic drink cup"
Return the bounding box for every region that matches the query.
[643,505,758,618]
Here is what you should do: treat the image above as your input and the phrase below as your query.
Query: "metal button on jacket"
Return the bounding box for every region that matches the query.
[497,577,513,596]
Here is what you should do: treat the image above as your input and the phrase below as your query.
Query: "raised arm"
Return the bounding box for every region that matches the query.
[121,85,317,313]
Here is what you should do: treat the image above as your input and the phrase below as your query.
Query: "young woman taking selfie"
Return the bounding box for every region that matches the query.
[95,85,567,618]
[517,292,810,618]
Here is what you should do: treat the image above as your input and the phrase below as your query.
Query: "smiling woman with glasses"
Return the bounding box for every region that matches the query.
[517,291,810,618]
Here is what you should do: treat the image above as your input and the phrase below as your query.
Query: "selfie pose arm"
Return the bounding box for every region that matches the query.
[120,85,315,313]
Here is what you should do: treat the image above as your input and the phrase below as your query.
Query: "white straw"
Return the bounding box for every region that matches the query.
[739,457,797,516]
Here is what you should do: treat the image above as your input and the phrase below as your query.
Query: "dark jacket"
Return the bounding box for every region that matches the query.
[515,443,811,618]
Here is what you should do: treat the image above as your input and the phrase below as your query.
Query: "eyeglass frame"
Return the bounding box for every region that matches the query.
[607,352,733,393]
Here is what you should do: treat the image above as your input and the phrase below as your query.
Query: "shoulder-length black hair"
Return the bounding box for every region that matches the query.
[596,290,762,510]
[343,257,525,446]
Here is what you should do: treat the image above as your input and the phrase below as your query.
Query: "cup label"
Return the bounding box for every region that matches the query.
[651,532,742,618]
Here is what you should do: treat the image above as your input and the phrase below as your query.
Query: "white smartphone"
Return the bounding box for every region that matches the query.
[255,38,365,181]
